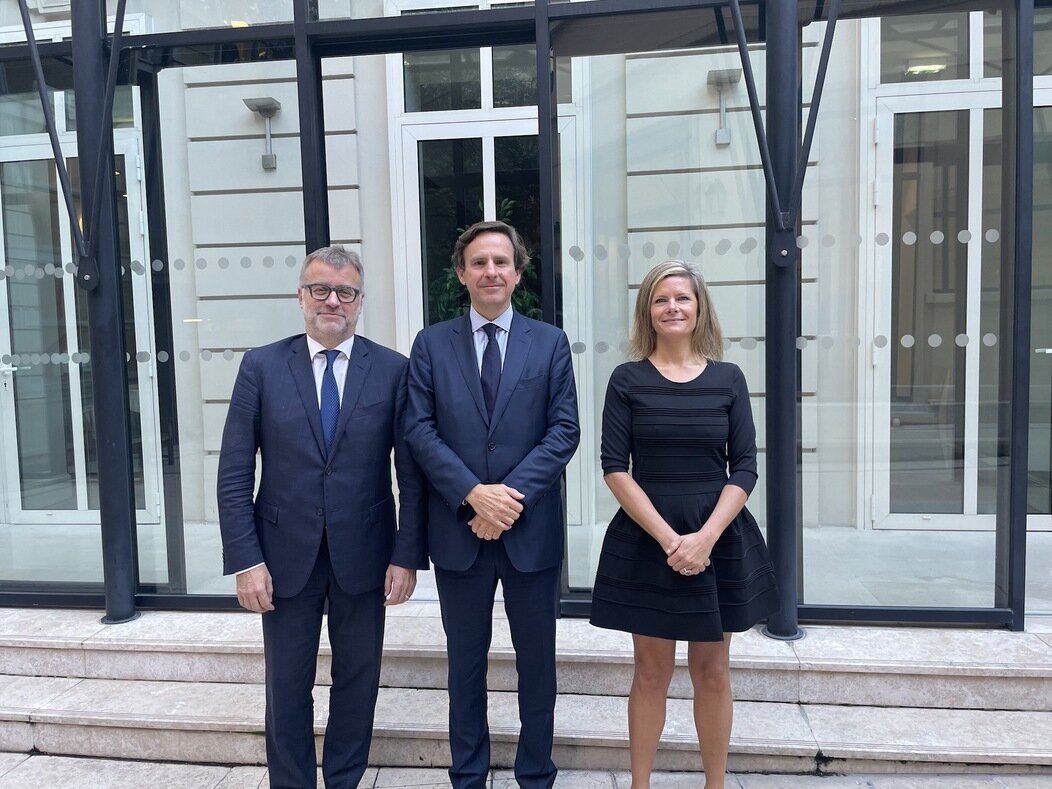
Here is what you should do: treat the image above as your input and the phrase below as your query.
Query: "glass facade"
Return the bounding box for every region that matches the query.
[0,0,1045,619]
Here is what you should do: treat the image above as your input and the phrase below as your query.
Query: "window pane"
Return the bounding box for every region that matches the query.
[1,160,76,511]
[419,137,483,324]
[102,1,292,32]
[880,13,970,83]
[404,49,481,112]
[0,60,72,137]
[494,135,542,317]
[890,111,969,514]
[984,9,1052,77]
[493,45,537,108]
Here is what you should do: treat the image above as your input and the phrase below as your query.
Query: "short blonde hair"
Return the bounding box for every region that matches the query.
[629,260,723,361]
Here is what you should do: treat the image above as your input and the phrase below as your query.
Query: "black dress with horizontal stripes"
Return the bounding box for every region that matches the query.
[589,359,779,642]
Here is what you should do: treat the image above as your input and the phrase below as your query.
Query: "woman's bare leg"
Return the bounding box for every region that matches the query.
[687,634,733,789]
[628,634,677,789]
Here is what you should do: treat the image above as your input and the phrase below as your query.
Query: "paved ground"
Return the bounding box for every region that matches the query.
[1,757,1051,788]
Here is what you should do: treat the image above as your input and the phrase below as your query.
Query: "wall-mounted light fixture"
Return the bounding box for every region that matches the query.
[243,96,281,171]
[706,68,742,148]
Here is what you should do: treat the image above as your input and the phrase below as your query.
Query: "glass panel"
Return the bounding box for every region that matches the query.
[148,59,307,594]
[0,60,73,137]
[65,87,135,131]
[102,1,292,32]
[0,1,68,33]
[880,13,970,83]
[494,135,542,317]
[420,137,483,324]
[984,9,1052,77]
[554,18,768,594]
[493,45,536,108]
[404,49,482,112]
[1032,107,1052,516]
[318,1,535,21]
[890,111,969,514]
[68,157,146,512]
[802,15,1002,609]
[1,160,75,510]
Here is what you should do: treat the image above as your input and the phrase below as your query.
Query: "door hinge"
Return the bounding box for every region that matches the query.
[870,493,878,522]
[136,153,143,183]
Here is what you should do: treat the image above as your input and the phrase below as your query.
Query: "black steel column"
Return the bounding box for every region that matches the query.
[295,0,330,251]
[71,0,139,623]
[996,0,1033,630]
[762,0,802,640]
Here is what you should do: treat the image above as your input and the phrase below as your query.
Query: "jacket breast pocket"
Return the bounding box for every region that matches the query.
[516,373,546,390]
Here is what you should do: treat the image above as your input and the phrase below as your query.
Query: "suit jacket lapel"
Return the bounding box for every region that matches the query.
[288,337,327,458]
[451,315,489,425]
[488,313,531,435]
[329,337,369,457]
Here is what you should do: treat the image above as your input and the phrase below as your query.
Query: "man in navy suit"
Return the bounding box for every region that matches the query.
[217,245,426,789]
[405,221,580,788]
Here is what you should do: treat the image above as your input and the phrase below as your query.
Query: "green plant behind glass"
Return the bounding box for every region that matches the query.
[428,198,542,322]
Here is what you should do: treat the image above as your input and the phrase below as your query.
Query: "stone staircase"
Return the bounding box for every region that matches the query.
[1,603,1051,777]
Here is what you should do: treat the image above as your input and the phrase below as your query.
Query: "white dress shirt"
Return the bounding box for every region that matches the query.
[469,305,512,372]
[305,334,355,406]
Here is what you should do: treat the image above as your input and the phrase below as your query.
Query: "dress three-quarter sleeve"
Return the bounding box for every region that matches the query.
[725,364,759,495]
[600,365,632,475]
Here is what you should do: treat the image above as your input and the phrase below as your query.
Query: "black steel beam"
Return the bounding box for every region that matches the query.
[995,0,1033,631]
[761,0,803,641]
[0,39,70,61]
[71,0,140,624]
[109,22,295,50]
[295,0,329,251]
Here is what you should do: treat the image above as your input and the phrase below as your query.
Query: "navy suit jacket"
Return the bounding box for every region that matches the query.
[405,313,580,573]
[217,334,428,598]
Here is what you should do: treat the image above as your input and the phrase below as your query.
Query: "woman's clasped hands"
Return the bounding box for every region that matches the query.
[665,530,715,577]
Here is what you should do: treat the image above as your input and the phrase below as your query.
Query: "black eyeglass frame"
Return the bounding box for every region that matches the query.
[300,283,362,303]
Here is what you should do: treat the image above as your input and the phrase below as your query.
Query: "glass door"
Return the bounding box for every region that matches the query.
[871,94,998,531]
[0,138,161,584]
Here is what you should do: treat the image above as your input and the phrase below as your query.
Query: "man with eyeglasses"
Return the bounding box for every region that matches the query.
[217,245,426,789]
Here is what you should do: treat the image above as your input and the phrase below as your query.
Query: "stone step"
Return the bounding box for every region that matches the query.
[1,608,1051,712]
[1,675,1051,775]
[2,755,1049,789]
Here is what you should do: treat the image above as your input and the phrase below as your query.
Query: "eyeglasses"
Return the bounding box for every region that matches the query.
[301,283,361,304]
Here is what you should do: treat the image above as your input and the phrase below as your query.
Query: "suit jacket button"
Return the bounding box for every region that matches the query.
[488,442,496,451]
[316,507,324,516]
[325,468,333,476]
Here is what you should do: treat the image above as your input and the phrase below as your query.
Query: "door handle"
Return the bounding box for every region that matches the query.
[0,364,17,375]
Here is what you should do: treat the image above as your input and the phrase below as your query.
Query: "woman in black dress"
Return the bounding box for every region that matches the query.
[590,261,779,788]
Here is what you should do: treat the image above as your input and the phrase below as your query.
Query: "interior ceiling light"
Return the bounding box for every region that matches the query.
[905,59,948,76]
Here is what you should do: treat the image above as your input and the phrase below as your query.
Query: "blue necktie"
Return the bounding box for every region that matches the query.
[320,349,340,455]
[481,323,501,418]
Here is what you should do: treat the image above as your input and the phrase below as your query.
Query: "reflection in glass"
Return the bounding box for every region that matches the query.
[65,87,136,132]
[494,135,542,318]
[880,13,969,83]
[493,45,537,108]
[1,161,76,510]
[419,138,483,324]
[890,111,968,513]
[404,49,481,112]
[983,9,1052,77]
